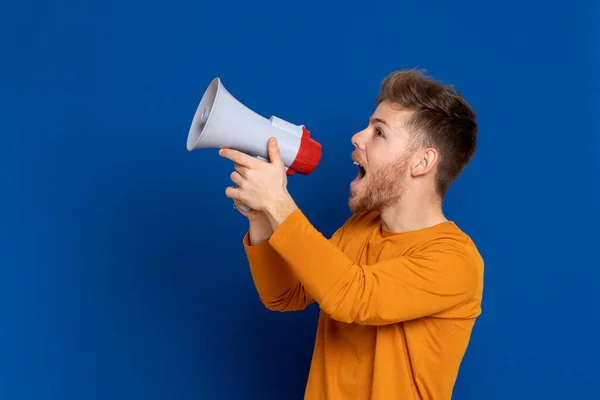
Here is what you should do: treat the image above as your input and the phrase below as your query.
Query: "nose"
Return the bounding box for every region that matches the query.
[351,130,366,150]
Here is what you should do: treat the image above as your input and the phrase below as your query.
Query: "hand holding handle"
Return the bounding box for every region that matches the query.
[233,155,269,213]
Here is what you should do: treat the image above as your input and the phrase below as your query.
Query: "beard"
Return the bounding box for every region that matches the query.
[348,153,410,214]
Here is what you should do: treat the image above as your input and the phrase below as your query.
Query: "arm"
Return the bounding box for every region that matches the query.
[266,208,479,325]
[243,231,314,312]
[243,216,346,312]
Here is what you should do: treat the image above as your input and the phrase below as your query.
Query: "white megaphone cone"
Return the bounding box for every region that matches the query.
[187,77,322,212]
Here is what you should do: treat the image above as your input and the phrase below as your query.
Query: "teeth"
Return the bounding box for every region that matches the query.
[353,161,363,167]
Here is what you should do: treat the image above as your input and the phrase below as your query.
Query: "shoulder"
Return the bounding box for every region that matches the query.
[427,222,484,295]
[421,221,480,252]
[431,222,484,316]
[445,222,484,269]
[411,221,484,278]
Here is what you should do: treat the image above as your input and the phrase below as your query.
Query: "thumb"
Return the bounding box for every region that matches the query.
[268,137,284,166]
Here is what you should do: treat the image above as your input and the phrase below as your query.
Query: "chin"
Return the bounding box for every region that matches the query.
[348,195,369,214]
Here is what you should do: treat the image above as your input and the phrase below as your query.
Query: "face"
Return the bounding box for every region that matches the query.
[348,101,425,213]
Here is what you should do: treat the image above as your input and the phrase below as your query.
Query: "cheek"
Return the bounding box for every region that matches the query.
[367,147,397,168]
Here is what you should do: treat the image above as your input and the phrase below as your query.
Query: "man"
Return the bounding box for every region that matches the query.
[218,69,484,400]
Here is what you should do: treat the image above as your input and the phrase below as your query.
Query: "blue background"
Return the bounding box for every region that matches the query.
[1,0,598,399]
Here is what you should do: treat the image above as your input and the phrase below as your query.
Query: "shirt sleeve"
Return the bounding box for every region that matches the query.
[267,209,479,325]
[243,233,314,311]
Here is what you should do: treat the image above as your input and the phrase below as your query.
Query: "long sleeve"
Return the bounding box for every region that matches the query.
[243,233,314,311]
[267,209,479,325]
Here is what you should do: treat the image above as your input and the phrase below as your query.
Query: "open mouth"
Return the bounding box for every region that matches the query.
[352,161,366,185]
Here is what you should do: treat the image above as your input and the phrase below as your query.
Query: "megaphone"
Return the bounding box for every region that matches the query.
[186,77,322,211]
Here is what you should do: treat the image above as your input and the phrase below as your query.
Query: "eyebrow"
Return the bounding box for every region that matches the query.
[369,117,389,127]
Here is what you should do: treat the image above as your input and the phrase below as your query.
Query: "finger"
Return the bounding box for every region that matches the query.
[230,170,244,186]
[225,185,242,200]
[233,163,249,177]
[267,137,284,166]
[219,148,261,169]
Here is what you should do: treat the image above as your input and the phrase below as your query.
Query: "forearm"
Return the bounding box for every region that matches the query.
[247,218,272,246]
[244,219,313,311]
[264,208,352,307]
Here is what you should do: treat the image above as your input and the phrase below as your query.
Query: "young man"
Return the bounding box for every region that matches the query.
[219,69,484,400]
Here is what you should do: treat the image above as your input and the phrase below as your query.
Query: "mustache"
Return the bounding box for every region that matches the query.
[351,151,362,164]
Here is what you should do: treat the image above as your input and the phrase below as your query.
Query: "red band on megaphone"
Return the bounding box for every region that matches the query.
[287,126,322,176]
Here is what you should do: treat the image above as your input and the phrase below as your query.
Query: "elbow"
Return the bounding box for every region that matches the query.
[261,299,307,312]
[258,292,310,312]
[320,302,374,325]
[323,308,382,325]
[324,309,402,326]
[325,311,358,324]
[320,298,400,326]
[261,298,297,312]
[263,304,303,312]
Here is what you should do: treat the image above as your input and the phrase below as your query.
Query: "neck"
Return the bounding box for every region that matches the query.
[379,192,447,233]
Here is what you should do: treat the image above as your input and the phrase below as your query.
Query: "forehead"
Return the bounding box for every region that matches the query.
[371,101,414,136]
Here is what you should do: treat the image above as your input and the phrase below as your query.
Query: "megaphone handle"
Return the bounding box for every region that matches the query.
[237,203,251,212]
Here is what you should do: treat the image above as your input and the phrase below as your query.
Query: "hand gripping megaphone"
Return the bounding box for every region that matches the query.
[186,78,322,212]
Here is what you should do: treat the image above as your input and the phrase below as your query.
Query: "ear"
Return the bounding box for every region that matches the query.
[411,148,438,177]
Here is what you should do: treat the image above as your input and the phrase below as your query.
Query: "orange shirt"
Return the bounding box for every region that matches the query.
[243,209,484,400]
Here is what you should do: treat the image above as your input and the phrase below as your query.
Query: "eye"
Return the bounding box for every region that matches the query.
[374,128,384,138]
